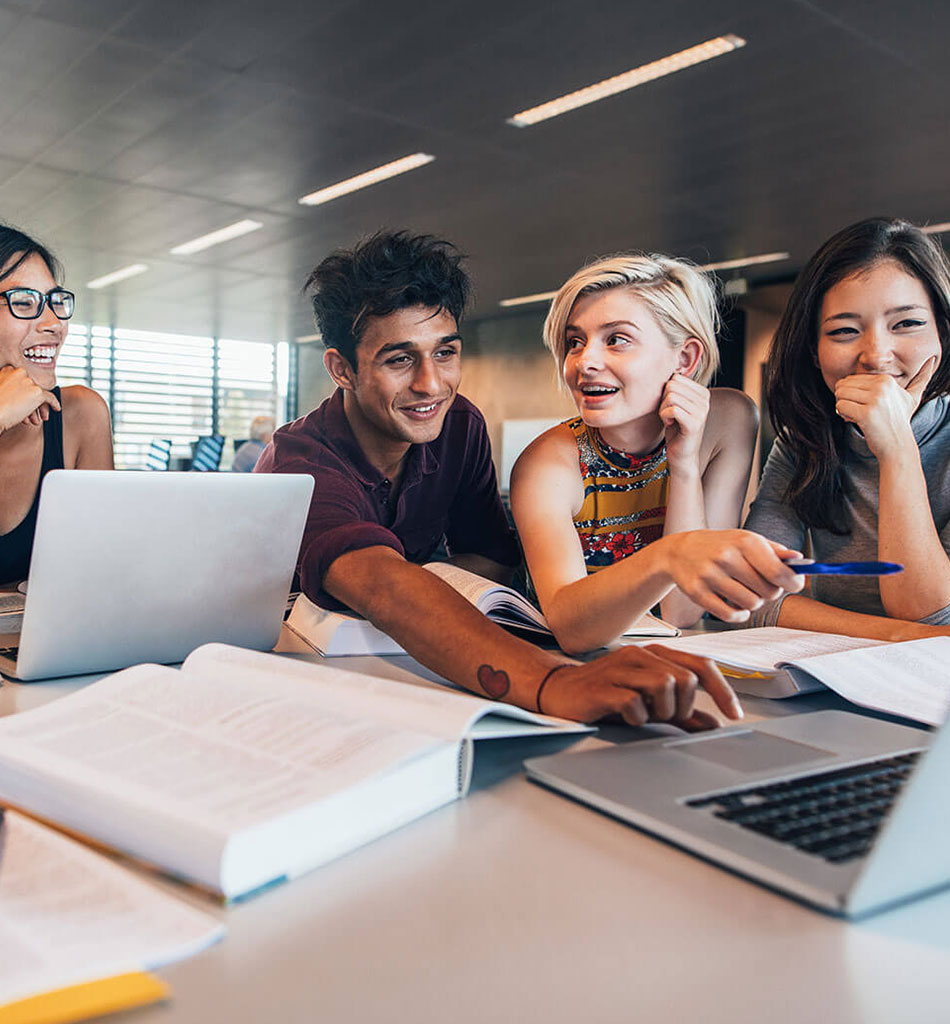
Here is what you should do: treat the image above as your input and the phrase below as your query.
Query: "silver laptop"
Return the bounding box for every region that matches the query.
[525,709,947,918]
[0,470,313,680]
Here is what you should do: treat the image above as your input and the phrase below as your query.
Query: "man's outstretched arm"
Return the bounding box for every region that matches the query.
[324,545,743,727]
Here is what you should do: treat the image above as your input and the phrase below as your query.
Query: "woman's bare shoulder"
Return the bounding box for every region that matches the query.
[60,385,113,464]
[707,387,758,433]
[510,420,585,513]
[60,384,110,422]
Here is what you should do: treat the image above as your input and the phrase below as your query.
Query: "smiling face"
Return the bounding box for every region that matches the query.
[817,259,943,394]
[0,252,67,390]
[330,305,462,469]
[562,287,694,437]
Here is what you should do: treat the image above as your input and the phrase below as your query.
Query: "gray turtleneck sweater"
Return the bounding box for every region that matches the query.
[743,395,950,626]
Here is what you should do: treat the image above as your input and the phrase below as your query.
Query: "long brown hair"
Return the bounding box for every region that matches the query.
[765,217,950,533]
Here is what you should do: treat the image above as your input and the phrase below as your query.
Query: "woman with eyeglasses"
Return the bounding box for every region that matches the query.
[0,225,113,584]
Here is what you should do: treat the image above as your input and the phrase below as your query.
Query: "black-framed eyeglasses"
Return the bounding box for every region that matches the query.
[0,287,75,320]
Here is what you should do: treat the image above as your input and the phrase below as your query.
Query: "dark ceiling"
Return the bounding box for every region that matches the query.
[1,0,948,344]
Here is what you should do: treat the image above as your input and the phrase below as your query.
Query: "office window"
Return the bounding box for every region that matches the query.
[216,339,278,469]
[55,323,94,390]
[58,323,286,469]
[111,327,215,469]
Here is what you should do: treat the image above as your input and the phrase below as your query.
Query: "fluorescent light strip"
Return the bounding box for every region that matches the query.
[507,35,745,127]
[295,333,322,343]
[298,153,435,206]
[499,290,558,308]
[86,264,149,290]
[923,222,950,235]
[698,251,789,272]
[498,251,790,307]
[170,219,263,255]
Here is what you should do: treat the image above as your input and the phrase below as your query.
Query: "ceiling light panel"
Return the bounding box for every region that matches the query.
[507,35,746,127]
[698,251,790,272]
[497,251,790,308]
[298,153,435,207]
[87,264,149,290]
[499,290,558,308]
[170,219,263,255]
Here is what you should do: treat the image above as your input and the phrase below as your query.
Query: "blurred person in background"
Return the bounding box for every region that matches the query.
[231,415,275,472]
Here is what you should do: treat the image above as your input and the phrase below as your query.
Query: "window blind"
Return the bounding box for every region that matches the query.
[57,324,287,469]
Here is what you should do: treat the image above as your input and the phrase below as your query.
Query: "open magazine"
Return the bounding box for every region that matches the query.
[287,561,678,656]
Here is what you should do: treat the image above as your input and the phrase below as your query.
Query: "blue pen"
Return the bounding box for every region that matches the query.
[785,560,903,576]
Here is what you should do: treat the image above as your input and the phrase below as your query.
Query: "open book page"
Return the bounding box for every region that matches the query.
[621,612,680,638]
[0,646,587,889]
[0,812,223,1008]
[186,645,589,742]
[642,627,888,672]
[424,562,548,629]
[0,588,24,640]
[0,591,24,613]
[784,637,950,726]
[0,660,452,887]
[424,562,677,639]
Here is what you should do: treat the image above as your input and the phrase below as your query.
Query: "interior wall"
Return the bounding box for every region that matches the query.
[461,310,576,466]
[740,283,794,500]
[296,344,336,421]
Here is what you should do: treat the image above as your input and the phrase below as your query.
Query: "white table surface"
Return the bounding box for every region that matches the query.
[2,629,948,1024]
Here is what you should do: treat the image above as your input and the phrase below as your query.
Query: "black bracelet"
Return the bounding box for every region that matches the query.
[536,664,572,714]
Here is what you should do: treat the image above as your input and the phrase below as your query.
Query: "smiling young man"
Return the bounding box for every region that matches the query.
[257,230,744,727]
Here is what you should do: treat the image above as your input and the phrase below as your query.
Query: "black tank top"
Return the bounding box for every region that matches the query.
[0,387,65,583]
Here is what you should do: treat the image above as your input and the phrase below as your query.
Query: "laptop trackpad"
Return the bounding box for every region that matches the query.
[667,731,834,773]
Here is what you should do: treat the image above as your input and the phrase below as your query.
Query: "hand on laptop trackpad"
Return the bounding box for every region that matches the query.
[666,731,835,774]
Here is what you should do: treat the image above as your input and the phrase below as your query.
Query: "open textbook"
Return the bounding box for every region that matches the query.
[0,810,223,1021]
[0,644,589,901]
[649,627,950,725]
[287,561,679,656]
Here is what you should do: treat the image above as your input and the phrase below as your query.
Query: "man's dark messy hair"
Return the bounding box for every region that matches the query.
[304,230,471,367]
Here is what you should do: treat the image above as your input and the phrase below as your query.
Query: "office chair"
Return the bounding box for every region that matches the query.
[189,434,225,472]
[145,438,172,471]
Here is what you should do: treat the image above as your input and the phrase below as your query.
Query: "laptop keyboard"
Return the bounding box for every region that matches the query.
[686,752,921,864]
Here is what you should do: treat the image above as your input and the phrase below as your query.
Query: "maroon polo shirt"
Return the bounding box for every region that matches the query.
[256,389,518,610]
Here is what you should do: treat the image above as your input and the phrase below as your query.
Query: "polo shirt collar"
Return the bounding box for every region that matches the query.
[315,388,442,488]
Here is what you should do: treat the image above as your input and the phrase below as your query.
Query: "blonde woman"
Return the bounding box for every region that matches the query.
[511,254,802,652]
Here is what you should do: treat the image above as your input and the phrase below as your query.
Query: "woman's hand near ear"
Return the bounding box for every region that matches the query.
[659,371,710,475]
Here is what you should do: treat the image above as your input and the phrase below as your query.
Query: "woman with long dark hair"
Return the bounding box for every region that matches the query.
[0,225,113,584]
[745,216,950,638]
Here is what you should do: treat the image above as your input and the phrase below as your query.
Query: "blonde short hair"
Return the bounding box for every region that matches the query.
[543,253,721,386]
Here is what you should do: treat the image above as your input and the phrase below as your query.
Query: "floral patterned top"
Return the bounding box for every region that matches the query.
[568,417,669,573]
